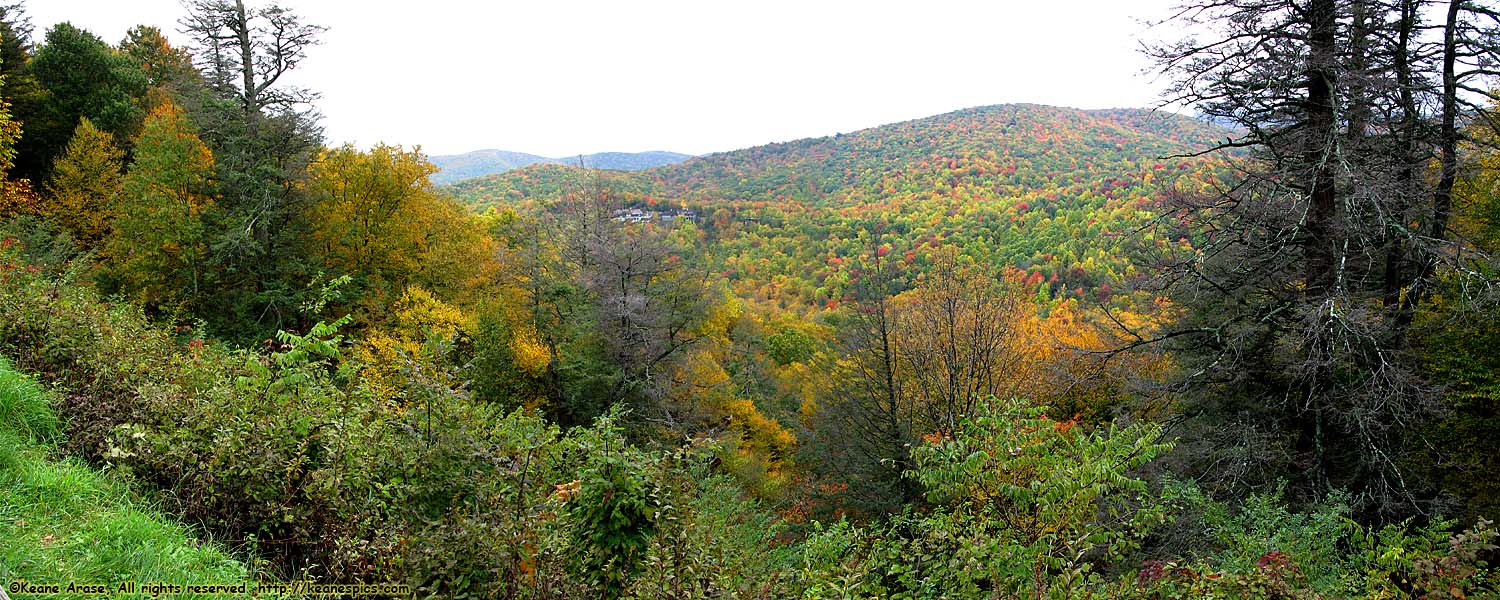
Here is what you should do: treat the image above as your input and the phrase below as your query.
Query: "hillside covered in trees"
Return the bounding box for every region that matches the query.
[449,104,1230,310]
[0,0,1497,598]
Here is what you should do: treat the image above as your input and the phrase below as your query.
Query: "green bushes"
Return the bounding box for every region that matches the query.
[393,403,799,599]
[793,397,1499,599]
[797,397,1173,598]
[1137,487,1499,599]
[565,412,662,596]
[0,357,272,598]
[0,246,414,580]
[2,244,1496,598]
[0,246,795,596]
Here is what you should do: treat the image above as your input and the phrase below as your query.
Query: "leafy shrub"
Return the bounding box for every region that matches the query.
[564,410,661,596]
[0,243,400,579]
[797,396,1173,598]
[765,327,818,366]
[0,355,281,597]
[633,463,797,599]
[1138,485,1500,599]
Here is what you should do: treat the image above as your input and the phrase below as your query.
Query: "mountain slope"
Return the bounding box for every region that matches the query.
[429,149,691,185]
[449,105,1221,208]
[574,151,694,171]
[446,104,1226,307]
[652,104,1222,206]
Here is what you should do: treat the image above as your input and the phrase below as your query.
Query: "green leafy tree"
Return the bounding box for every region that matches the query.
[765,326,817,366]
[0,5,32,94]
[564,409,660,598]
[118,26,195,91]
[0,3,52,183]
[42,117,123,248]
[28,22,147,164]
[103,102,215,312]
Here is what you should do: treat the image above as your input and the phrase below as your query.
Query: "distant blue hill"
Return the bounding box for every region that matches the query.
[428,149,693,185]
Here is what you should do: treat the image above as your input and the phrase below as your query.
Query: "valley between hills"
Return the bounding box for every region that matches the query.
[2,1,1498,597]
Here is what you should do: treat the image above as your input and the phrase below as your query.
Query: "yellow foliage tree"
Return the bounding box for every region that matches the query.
[665,343,795,496]
[44,117,124,248]
[508,324,551,378]
[465,291,560,412]
[303,143,495,318]
[1010,299,1149,422]
[353,285,469,403]
[886,250,1028,434]
[655,286,797,495]
[0,84,39,219]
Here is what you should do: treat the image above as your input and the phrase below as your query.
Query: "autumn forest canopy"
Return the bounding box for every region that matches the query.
[1,0,1500,598]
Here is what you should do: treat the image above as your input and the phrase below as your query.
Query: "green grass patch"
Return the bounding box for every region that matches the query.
[0,357,281,599]
[0,357,60,446]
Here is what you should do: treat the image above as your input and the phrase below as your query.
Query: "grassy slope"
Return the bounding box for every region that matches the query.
[0,357,272,599]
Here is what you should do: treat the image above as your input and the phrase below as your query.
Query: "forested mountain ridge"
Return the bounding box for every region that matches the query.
[448,104,1224,208]
[429,148,691,184]
[653,104,1225,206]
[449,104,1229,308]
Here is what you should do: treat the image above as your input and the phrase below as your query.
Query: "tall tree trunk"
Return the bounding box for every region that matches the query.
[233,0,258,122]
[1395,0,1462,335]
[1304,0,1340,299]
[1299,0,1341,495]
[1384,0,1421,313]
[1346,0,1371,149]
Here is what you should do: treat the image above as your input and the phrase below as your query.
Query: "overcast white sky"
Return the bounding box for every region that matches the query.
[28,0,1181,157]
